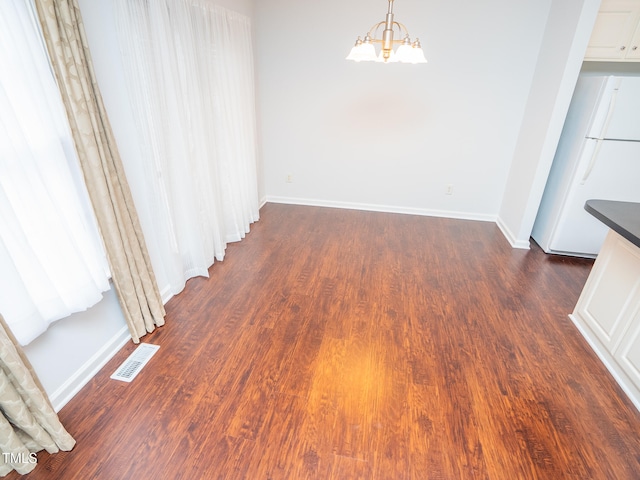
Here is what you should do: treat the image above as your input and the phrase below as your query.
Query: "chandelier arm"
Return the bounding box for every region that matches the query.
[367,39,407,45]
[367,22,410,41]
[393,21,410,38]
[366,21,387,39]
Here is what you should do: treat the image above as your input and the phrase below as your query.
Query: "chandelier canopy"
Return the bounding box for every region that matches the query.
[346,0,427,64]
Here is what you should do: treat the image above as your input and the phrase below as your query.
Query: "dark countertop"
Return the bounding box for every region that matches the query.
[585,200,640,249]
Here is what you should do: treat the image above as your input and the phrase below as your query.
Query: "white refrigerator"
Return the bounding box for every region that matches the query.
[532,74,640,258]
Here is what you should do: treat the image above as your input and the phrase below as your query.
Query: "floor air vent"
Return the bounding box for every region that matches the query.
[110,343,160,382]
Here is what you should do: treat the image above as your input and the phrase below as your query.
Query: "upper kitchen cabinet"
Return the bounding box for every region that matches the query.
[629,21,640,59]
[585,0,640,61]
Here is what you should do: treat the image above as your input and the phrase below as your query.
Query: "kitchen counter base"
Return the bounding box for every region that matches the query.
[571,229,640,412]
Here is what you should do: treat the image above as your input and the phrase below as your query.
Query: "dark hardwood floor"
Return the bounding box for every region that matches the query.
[11,203,640,479]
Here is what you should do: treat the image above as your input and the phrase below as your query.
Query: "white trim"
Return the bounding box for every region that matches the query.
[569,313,640,413]
[160,285,173,305]
[265,196,497,223]
[496,215,531,249]
[49,325,131,412]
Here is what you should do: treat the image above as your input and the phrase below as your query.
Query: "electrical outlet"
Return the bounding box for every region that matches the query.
[445,184,454,195]
[286,174,293,183]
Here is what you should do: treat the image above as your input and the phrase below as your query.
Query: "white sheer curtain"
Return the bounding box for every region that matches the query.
[0,0,110,345]
[113,0,260,296]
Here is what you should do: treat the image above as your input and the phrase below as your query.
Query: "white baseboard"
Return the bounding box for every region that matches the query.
[265,195,497,223]
[569,313,640,413]
[496,216,531,249]
[49,325,131,412]
[160,285,173,305]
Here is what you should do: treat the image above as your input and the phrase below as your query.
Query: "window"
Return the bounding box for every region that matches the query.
[0,0,109,345]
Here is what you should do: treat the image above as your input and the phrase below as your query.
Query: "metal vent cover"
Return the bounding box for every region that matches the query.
[110,343,160,382]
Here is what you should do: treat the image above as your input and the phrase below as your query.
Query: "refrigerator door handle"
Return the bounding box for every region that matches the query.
[594,82,621,141]
[582,83,621,184]
[581,139,603,184]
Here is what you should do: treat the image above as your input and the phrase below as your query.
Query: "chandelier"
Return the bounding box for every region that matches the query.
[346,0,427,64]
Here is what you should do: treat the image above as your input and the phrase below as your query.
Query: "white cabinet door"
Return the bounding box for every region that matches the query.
[585,0,640,61]
[616,301,640,395]
[627,23,640,59]
[573,231,640,351]
[571,230,640,411]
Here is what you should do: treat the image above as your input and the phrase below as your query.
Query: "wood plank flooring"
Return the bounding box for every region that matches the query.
[11,203,640,479]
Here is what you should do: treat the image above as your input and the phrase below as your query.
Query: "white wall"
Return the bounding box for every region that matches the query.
[497,0,601,248]
[23,288,129,412]
[255,0,553,221]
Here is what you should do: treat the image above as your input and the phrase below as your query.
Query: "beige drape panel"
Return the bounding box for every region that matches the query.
[0,314,75,476]
[34,0,166,342]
